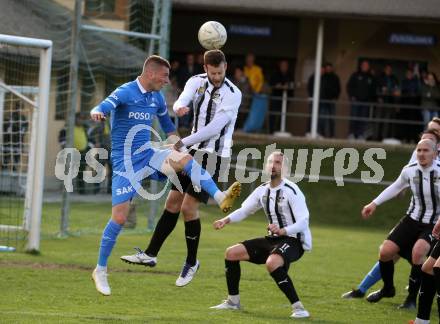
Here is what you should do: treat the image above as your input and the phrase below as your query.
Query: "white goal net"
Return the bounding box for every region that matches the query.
[0,34,52,252]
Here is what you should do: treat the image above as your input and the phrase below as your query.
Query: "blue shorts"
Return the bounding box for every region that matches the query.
[111,148,171,206]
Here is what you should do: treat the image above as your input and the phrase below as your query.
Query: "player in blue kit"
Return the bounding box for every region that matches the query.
[90,55,241,296]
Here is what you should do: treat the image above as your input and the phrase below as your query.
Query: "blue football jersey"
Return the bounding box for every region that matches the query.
[92,79,175,158]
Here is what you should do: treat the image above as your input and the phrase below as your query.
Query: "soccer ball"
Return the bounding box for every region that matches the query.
[198,21,227,50]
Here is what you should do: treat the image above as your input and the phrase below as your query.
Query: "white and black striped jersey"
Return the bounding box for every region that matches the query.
[228,179,312,250]
[373,162,440,224]
[173,73,241,157]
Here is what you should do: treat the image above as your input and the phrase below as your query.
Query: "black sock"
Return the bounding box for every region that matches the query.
[225,259,240,295]
[433,266,440,319]
[185,219,201,266]
[270,266,299,304]
[417,271,436,320]
[408,264,423,299]
[145,209,179,256]
[379,260,394,291]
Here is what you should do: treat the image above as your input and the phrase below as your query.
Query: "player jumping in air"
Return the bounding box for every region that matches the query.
[90,55,240,296]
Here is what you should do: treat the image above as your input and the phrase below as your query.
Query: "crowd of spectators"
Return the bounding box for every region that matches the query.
[166,52,440,143]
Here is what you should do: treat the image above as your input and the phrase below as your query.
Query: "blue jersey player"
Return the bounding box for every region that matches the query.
[90,55,241,296]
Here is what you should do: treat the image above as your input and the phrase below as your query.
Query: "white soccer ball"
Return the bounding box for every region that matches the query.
[198,21,227,50]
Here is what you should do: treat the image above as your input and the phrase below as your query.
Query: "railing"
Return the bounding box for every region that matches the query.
[232,90,433,140]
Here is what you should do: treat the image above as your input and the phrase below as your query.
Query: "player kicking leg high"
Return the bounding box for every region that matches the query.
[89,55,240,295]
[120,49,242,287]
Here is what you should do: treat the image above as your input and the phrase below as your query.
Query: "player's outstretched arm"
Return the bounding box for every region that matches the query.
[213,186,263,230]
[175,111,231,150]
[173,76,198,115]
[90,109,106,122]
[213,217,231,230]
[365,170,409,214]
[361,202,377,219]
[90,87,126,122]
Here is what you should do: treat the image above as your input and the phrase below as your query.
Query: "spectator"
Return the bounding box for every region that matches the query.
[58,113,92,194]
[88,118,112,193]
[243,53,268,133]
[244,53,264,94]
[399,69,421,142]
[376,64,400,140]
[346,60,376,140]
[232,66,252,128]
[269,59,294,134]
[169,60,180,87]
[177,53,203,90]
[421,72,440,125]
[319,63,340,137]
[176,53,203,132]
[195,53,204,75]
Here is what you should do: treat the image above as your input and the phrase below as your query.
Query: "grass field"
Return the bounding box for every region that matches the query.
[1,190,439,323]
[1,144,437,323]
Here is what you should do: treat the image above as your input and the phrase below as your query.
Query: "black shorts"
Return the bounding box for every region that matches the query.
[387,216,435,261]
[430,241,440,260]
[241,236,304,270]
[170,150,230,204]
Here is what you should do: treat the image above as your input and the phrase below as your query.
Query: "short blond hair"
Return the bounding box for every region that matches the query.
[143,55,171,73]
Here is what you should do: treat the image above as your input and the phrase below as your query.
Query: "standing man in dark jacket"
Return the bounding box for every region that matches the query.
[399,69,421,142]
[319,63,341,137]
[376,64,400,140]
[347,60,376,140]
[269,59,294,134]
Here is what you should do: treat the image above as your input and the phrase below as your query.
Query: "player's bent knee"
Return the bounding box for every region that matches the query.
[225,245,247,261]
[170,154,191,172]
[422,259,435,274]
[164,190,184,213]
[411,253,425,265]
[165,198,183,213]
[266,254,284,272]
[379,241,398,261]
[181,204,196,218]
[111,213,127,225]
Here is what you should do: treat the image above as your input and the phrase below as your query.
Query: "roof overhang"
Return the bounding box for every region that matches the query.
[173,0,440,23]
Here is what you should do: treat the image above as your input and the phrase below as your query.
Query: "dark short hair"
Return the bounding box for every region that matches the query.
[204,50,226,66]
[431,117,440,127]
[143,55,171,72]
[422,129,440,143]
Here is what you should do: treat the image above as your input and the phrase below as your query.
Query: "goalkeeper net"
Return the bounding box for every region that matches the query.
[0,34,52,252]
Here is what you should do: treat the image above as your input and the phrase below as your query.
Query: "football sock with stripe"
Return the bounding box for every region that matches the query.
[225,259,240,295]
[145,209,179,256]
[270,266,299,304]
[183,159,224,203]
[417,271,436,320]
[185,219,201,266]
[358,261,381,293]
[379,260,394,291]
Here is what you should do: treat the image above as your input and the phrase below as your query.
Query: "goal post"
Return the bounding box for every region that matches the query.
[0,34,52,253]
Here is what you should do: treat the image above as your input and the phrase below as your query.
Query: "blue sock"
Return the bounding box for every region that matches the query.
[183,159,219,198]
[358,261,382,293]
[97,219,122,267]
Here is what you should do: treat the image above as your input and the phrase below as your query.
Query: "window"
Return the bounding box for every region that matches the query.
[85,0,115,16]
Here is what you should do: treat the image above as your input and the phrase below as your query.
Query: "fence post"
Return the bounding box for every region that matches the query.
[274,89,291,137]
